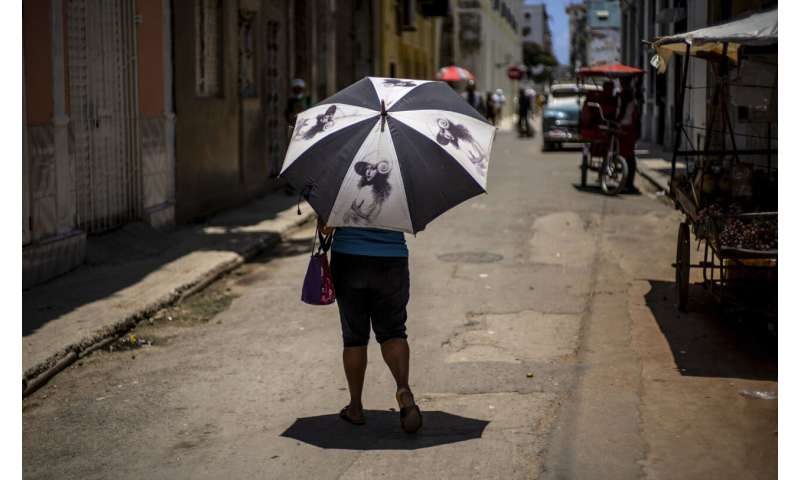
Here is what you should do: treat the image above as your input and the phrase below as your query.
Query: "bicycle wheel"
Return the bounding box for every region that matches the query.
[600,153,628,195]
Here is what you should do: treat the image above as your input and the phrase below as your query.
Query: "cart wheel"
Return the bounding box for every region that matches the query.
[600,153,629,195]
[580,146,589,187]
[676,222,690,312]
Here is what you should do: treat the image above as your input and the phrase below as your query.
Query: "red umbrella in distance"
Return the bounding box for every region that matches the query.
[437,65,475,82]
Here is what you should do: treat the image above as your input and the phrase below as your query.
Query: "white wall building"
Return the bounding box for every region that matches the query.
[521,4,551,52]
[446,0,524,117]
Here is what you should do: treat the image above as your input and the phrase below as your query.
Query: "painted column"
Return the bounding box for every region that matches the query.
[163,0,176,209]
[309,1,318,101]
[372,0,381,75]
[51,0,76,235]
[23,46,30,245]
[326,0,336,96]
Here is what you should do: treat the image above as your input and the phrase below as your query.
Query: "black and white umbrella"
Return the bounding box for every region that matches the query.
[280,77,496,234]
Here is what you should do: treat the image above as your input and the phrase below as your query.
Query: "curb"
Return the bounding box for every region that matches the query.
[23,209,315,398]
[636,163,670,192]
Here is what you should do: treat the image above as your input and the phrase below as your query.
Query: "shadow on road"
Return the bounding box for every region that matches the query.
[281,410,489,450]
[644,280,777,381]
[246,236,314,264]
[571,184,642,196]
[539,146,584,152]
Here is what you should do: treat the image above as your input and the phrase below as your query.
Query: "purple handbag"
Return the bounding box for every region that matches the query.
[301,228,336,305]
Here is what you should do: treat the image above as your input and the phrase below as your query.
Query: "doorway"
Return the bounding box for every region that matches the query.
[67,0,142,233]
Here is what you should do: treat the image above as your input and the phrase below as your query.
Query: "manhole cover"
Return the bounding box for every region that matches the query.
[437,252,503,264]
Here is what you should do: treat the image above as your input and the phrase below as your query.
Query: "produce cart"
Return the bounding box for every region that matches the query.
[649,8,777,313]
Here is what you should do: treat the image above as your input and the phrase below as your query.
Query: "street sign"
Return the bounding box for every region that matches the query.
[507,65,523,80]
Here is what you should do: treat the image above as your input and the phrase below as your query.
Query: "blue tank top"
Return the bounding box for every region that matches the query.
[331,227,408,258]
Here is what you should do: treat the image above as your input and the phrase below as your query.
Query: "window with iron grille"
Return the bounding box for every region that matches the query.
[196,0,223,97]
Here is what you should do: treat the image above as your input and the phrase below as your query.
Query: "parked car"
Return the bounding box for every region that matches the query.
[541,83,600,151]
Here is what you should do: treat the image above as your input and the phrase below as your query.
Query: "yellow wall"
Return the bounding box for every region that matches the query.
[380,1,439,79]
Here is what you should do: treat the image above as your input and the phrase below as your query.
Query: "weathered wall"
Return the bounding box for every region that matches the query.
[380,1,439,79]
[173,0,241,223]
[23,0,87,288]
[23,0,58,242]
[138,0,165,117]
[137,0,173,225]
[23,0,53,124]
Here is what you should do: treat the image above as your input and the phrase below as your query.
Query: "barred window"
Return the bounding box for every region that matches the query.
[195,0,223,97]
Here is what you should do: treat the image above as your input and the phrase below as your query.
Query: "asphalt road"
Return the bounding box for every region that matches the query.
[23,127,778,479]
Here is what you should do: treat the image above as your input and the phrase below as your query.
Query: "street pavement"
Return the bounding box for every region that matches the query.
[23,127,777,479]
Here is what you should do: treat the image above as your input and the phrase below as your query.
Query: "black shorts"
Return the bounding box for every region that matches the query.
[330,252,410,347]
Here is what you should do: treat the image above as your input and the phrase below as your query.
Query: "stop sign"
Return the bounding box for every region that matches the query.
[507,65,523,80]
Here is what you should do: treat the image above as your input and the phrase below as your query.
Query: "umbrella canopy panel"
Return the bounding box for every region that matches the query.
[281,77,496,234]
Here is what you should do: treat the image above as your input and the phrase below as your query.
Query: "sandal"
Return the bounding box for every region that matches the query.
[339,405,365,426]
[396,388,422,434]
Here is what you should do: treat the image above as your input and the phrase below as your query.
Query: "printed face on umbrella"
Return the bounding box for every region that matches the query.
[355,160,391,183]
[434,118,487,175]
[383,79,418,88]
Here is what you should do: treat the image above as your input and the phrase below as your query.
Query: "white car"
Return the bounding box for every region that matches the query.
[541,83,600,151]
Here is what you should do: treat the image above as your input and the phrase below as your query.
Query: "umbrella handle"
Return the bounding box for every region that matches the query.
[380,100,387,132]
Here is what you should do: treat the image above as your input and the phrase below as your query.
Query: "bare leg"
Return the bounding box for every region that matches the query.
[381,338,422,433]
[342,346,367,419]
[380,338,410,391]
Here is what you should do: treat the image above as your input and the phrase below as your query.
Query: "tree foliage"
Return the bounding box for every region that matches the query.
[523,42,558,68]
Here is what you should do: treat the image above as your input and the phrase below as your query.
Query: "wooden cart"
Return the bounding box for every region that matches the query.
[649,8,778,313]
[671,182,776,312]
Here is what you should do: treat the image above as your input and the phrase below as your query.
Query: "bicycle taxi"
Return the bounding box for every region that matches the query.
[576,64,644,195]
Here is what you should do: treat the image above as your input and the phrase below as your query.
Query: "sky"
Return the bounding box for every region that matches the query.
[526,0,571,65]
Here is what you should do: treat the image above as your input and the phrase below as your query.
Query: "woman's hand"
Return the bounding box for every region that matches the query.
[317,218,334,236]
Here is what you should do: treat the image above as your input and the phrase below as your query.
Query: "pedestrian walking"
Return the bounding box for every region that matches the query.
[317,221,422,433]
[280,76,496,434]
[462,80,486,117]
[517,88,532,137]
[286,78,311,131]
[492,88,506,124]
[616,76,641,192]
[486,91,496,125]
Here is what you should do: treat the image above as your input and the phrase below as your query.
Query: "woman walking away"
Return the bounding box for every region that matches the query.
[319,220,422,434]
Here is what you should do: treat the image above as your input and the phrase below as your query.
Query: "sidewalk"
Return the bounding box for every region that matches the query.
[634,143,685,192]
[23,192,314,384]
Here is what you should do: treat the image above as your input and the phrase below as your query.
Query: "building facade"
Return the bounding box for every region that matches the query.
[620,0,776,151]
[23,0,382,288]
[23,0,175,287]
[566,3,588,74]
[585,0,621,66]
[441,0,523,114]
[378,0,442,79]
[521,4,551,54]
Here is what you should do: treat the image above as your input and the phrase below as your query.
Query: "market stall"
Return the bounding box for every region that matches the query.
[649,8,777,313]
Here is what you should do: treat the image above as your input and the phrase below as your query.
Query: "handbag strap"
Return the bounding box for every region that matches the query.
[315,225,333,255]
